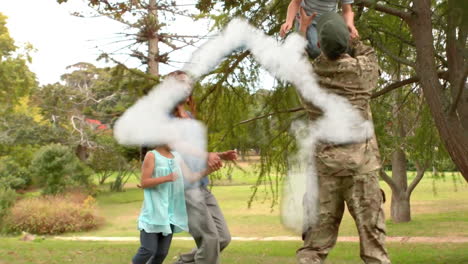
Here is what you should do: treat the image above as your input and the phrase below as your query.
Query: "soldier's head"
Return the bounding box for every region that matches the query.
[316,12,350,60]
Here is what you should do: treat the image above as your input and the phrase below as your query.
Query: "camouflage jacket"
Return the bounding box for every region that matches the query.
[303,41,382,177]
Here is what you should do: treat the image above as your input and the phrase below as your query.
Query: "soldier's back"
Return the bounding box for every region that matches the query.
[307,41,382,177]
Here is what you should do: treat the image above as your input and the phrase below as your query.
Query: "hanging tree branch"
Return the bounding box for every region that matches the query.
[354,0,411,21]
[368,25,414,47]
[372,40,415,68]
[198,51,250,106]
[239,106,305,125]
[98,52,159,82]
[371,71,449,99]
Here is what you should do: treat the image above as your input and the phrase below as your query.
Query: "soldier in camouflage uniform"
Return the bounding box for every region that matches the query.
[296,12,391,264]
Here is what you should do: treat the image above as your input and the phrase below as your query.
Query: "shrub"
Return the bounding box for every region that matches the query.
[3,193,102,235]
[30,144,93,195]
[6,145,37,168]
[109,160,138,192]
[87,147,127,185]
[88,134,136,186]
[0,187,17,224]
[0,157,31,189]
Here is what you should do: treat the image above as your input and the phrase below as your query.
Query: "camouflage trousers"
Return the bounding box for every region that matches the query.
[297,171,391,264]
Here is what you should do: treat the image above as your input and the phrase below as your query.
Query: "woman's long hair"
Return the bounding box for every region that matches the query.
[167,70,197,118]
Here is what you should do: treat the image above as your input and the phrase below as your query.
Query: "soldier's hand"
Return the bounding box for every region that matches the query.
[218,150,238,161]
[208,152,222,170]
[299,8,317,35]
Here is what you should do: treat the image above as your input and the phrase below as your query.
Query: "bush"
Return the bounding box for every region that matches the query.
[87,147,127,185]
[30,144,93,195]
[0,157,31,189]
[5,145,38,168]
[0,187,17,224]
[109,160,138,192]
[88,134,136,186]
[3,193,102,235]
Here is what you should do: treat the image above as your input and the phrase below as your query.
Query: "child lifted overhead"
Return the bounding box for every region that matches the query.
[280,0,359,59]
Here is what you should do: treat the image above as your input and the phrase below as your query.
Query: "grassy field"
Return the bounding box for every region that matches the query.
[0,238,467,264]
[69,168,468,238]
[1,165,467,263]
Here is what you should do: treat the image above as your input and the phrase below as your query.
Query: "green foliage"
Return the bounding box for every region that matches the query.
[364,0,455,173]
[188,0,314,206]
[0,13,37,113]
[0,186,17,225]
[87,134,137,187]
[109,159,138,192]
[3,194,102,235]
[46,1,466,209]
[33,63,144,159]
[109,168,134,192]
[0,112,60,150]
[87,137,121,185]
[0,157,30,190]
[30,144,93,195]
[1,145,38,168]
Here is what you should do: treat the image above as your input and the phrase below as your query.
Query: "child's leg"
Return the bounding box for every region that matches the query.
[294,18,321,59]
[132,230,159,264]
[305,24,321,59]
[151,232,174,264]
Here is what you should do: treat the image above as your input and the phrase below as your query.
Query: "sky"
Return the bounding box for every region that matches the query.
[1,0,212,85]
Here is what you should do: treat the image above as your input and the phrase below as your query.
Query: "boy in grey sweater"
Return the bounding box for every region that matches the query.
[280,0,358,59]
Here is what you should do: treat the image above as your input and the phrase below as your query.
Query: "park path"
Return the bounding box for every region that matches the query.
[52,236,468,243]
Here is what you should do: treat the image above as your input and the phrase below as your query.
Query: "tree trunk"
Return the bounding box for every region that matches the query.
[148,0,159,77]
[408,0,468,182]
[76,144,88,161]
[447,0,468,131]
[391,191,411,223]
[140,0,159,161]
[390,149,411,222]
[458,89,468,131]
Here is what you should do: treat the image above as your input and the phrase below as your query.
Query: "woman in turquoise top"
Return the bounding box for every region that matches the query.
[132,145,187,264]
[133,145,214,264]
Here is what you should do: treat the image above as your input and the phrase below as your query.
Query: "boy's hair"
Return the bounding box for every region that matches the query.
[316,12,350,60]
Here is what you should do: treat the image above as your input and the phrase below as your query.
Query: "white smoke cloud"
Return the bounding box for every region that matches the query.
[281,120,319,233]
[114,18,374,234]
[184,18,373,233]
[113,76,207,161]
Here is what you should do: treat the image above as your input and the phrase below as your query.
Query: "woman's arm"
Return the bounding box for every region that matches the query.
[139,152,178,188]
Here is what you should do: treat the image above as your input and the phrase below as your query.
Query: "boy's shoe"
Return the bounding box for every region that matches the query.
[173,248,197,264]
[296,251,322,264]
[145,256,153,264]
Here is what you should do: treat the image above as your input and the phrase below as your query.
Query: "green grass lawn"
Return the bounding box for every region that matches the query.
[3,167,467,263]
[70,170,468,238]
[0,238,467,264]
